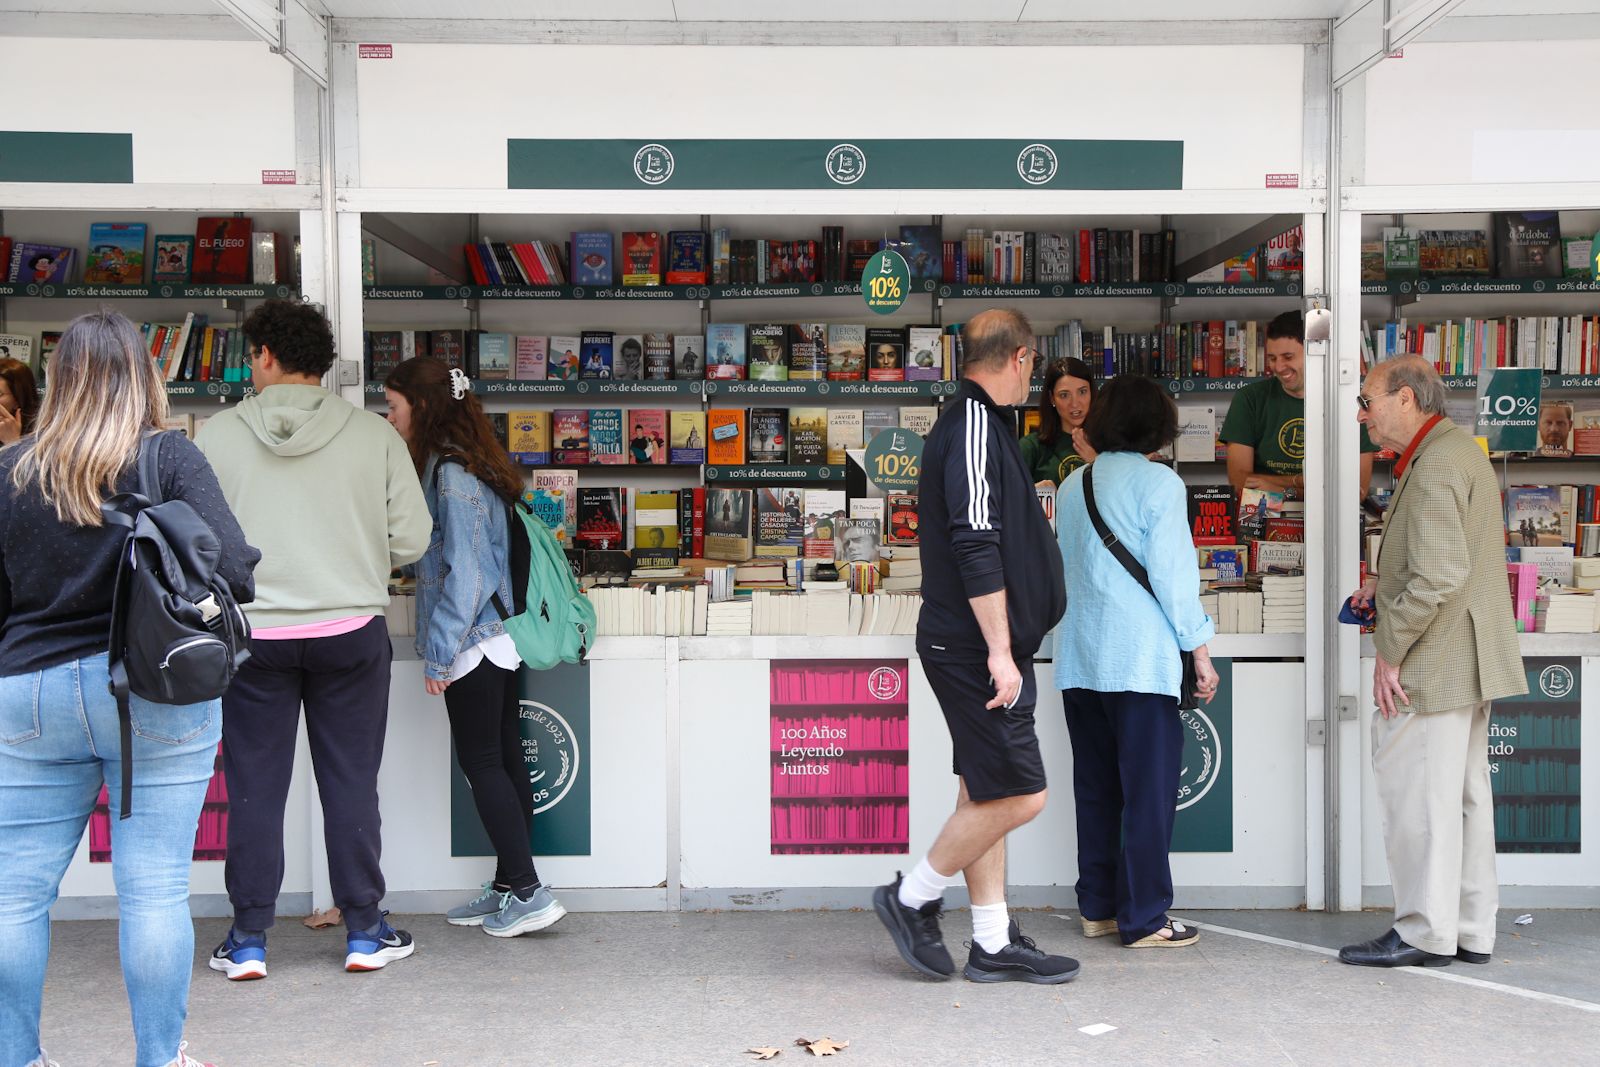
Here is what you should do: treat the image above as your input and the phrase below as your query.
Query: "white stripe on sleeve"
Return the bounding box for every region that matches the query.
[965,398,993,530]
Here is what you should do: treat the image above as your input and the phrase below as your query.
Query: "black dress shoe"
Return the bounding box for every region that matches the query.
[1338,928,1452,968]
[1456,947,1492,964]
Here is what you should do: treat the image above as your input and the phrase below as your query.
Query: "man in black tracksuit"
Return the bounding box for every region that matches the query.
[873,308,1077,985]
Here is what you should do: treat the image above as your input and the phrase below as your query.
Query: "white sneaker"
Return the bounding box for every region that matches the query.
[167,1041,217,1067]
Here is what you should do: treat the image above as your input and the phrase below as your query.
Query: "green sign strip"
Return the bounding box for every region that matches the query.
[451,663,592,857]
[508,138,1183,191]
[1171,657,1233,853]
[0,131,133,184]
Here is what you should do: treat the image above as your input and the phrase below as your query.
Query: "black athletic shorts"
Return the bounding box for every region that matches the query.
[922,655,1047,802]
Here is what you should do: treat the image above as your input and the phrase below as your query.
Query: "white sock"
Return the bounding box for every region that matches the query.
[972,901,1011,954]
[897,857,955,909]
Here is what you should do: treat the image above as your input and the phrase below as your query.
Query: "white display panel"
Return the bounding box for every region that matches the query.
[355,44,1304,192]
[0,38,296,186]
[1364,41,1600,187]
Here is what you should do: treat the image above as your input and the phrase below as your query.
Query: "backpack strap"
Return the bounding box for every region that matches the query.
[138,430,166,505]
[431,453,512,621]
[105,431,164,819]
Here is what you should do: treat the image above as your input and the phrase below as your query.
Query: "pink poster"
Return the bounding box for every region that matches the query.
[90,744,228,862]
[770,659,910,855]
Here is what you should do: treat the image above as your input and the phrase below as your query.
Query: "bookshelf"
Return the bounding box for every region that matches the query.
[0,206,306,408]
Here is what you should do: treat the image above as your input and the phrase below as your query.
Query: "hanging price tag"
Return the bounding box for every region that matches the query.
[864,427,925,491]
[1474,367,1542,452]
[861,249,910,315]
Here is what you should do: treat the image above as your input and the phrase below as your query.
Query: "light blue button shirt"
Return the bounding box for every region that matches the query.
[1053,451,1216,698]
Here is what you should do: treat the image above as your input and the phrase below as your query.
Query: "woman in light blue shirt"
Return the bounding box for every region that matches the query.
[1054,375,1219,950]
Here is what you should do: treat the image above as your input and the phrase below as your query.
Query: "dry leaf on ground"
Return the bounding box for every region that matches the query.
[794,1037,850,1057]
[302,907,341,929]
[748,1049,781,1060]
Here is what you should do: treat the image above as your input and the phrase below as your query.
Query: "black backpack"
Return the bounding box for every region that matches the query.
[101,432,252,817]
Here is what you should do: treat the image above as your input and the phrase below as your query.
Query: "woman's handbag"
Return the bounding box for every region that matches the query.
[1081,466,1201,711]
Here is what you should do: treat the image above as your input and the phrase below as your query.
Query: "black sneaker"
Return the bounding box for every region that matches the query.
[963,919,1081,985]
[873,873,955,979]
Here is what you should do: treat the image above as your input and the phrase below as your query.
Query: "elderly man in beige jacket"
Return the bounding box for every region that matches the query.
[1339,356,1526,968]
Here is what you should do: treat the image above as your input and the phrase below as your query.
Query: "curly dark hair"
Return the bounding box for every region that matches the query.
[241,299,336,378]
[1035,356,1097,447]
[1083,374,1178,454]
[384,357,525,504]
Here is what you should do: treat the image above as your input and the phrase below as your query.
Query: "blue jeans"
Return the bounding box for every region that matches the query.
[0,653,220,1067]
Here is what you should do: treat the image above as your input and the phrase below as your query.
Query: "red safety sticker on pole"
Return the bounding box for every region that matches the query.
[358,44,393,58]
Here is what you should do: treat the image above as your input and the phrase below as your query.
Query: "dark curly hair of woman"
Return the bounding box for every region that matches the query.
[241,299,336,378]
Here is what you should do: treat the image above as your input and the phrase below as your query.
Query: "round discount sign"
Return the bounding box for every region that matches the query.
[863,427,924,492]
[861,249,910,316]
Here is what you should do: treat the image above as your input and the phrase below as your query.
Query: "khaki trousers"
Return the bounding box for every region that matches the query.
[1371,699,1498,955]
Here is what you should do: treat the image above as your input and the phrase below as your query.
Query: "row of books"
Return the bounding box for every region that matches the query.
[365,318,1287,387]
[1361,214,1592,281]
[583,585,925,638]
[4,218,293,286]
[1361,315,1600,377]
[1043,320,1281,380]
[364,324,953,383]
[496,406,935,468]
[530,478,919,566]
[420,223,1306,290]
[144,314,251,383]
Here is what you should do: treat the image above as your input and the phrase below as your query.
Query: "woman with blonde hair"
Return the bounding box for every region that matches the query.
[0,309,258,1067]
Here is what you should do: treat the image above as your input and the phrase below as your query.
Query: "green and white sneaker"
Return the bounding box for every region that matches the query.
[483,886,567,938]
[446,883,509,927]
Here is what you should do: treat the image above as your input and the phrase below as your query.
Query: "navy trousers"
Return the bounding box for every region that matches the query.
[221,617,392,933]
[1060,688,1185,945]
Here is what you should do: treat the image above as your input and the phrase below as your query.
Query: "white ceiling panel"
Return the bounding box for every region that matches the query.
[673,0,1023,19]
[325,0,674,16]
[0,1,220,12]
[1021,0,1347,18]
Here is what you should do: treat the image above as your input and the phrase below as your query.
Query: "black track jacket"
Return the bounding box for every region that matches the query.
[914,379,1066,663]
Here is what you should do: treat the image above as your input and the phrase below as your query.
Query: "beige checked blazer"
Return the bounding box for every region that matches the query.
[1373,419,1527,713]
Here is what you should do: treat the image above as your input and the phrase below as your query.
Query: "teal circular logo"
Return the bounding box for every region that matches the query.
[863,427,924,492]
[825,143,867,185]
[521,700,580,815]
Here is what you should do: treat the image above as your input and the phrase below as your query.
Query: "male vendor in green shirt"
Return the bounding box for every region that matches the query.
[1220,310,1375,498]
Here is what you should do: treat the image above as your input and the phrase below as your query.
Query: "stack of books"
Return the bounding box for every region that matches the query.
[1261,574,1307,634]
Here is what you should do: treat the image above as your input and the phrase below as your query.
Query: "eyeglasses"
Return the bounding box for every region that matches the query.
[1020,347,1043,367]
[1356,388,1399,411]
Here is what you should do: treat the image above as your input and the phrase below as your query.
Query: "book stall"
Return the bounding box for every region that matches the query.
[2,7,1591,916]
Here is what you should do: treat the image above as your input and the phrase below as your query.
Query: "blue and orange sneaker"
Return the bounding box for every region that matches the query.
[344,914,415,972]
[208,928,267,981]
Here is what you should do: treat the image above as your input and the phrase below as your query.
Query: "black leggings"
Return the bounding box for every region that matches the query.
[443,658,539,891]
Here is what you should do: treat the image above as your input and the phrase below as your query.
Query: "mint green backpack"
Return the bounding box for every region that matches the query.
[503,498,595,669]
[435,457,593,669]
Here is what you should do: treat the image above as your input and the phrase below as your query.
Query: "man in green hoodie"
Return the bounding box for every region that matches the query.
[195,300,430,979]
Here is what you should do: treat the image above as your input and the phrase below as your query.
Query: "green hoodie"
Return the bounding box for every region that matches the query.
[195,384,430,628]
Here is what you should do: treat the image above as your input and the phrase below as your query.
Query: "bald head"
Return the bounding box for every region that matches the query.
[961,308,1034,374]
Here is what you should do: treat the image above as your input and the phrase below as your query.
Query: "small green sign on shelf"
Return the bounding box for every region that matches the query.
[1474,367,1542,452]
[861,249,910,316]
[863,427,924,492]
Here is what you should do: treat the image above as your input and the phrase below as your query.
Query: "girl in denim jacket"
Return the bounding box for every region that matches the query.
[385,357,566,938]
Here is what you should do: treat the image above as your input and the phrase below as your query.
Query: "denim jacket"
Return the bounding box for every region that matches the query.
[413,453,514,681]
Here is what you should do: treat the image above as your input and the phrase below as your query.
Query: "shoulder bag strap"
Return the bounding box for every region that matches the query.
[1082,465,1157,602]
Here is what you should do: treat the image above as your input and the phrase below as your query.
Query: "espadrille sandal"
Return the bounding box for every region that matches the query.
[1127,920,1200,948]
[1080,917,1119,938]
